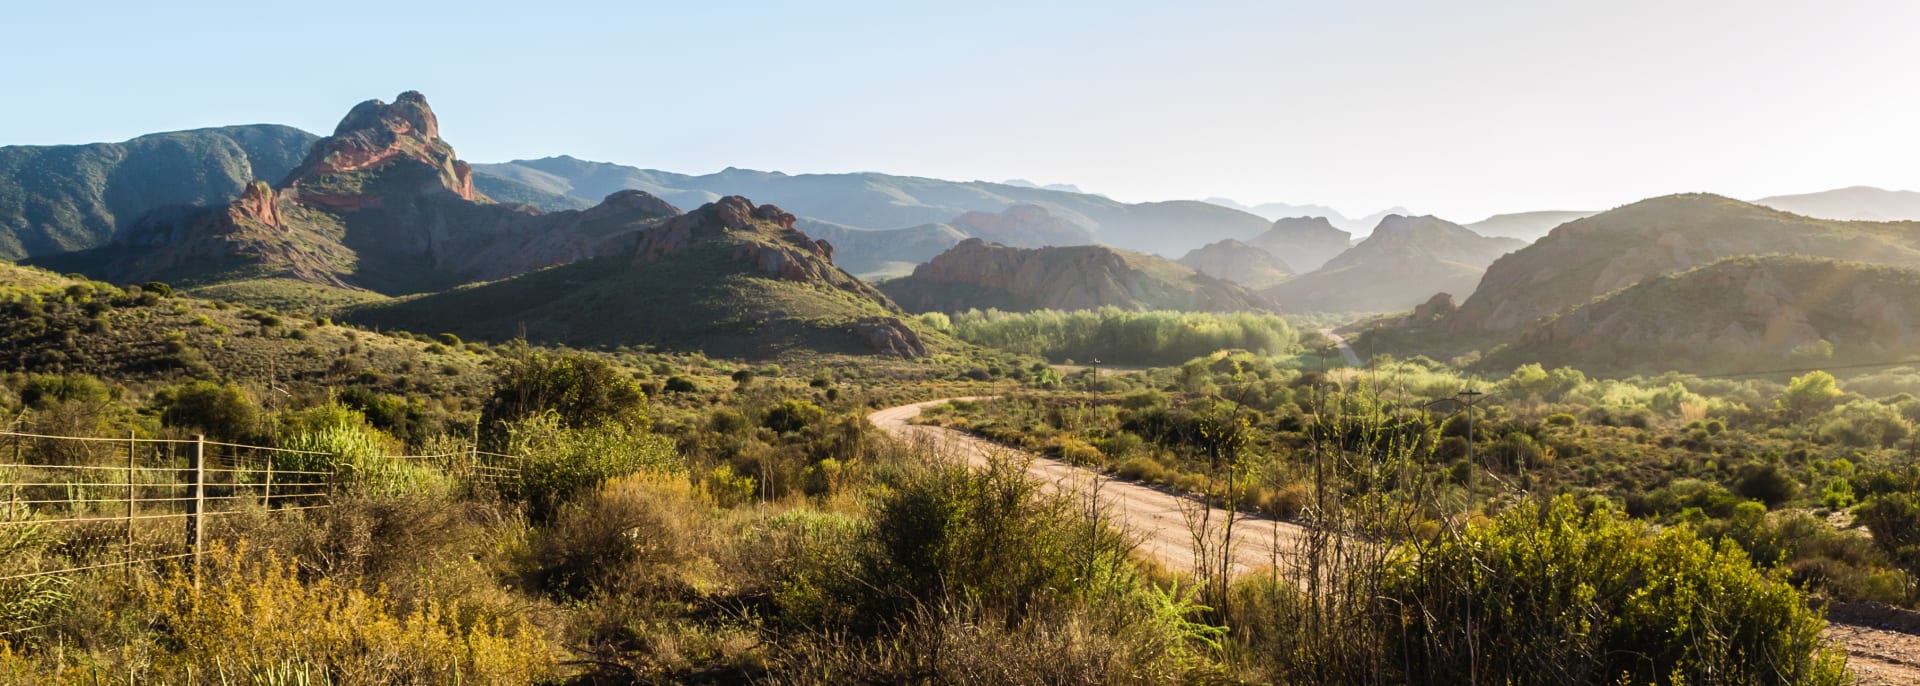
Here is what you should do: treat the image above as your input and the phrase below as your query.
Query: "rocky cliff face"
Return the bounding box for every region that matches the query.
[881,238,1277,313]
[1248,217,1352,272]
[283,91,475,203]
[1444,194,1920,336]
[1177,239,1294,288]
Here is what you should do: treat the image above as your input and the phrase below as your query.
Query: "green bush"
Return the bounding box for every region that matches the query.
[1378,497,1845,685]
[764,399,826,434]
[862,459,1135,621]
[156,381,259,441]
[504,413,683,520]
[1735,462,1802,508]
[481,351,644,432]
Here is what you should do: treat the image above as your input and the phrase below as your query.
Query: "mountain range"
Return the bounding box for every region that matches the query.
[8,91,1920,370]
[1265,215,1524,313]
[880,238,1278,313]
[472,156,1269,258]
[1201,197,1409,235]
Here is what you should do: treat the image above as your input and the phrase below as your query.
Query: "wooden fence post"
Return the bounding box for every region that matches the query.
[126,431,135,582]
[263,454,273,509]
[187,435,206,584]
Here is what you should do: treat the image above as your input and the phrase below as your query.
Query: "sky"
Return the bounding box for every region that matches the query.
[3,0,1917,221]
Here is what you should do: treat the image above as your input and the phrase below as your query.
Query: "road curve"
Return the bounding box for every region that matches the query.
[868,398,1920,681]
[869,398,1307,576]
[1319,328,1363,367]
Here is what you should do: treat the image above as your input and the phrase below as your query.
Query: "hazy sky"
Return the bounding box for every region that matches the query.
[4,0,1916,221]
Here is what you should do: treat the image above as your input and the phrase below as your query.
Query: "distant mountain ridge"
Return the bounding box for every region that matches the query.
[1264,215,1524,313]
[473,157,1269,257]
[1201,197,1410,235]
[1464,210,1595,242]
[1753,186,1920,222]
[880,238,1278,313]
[0,124,319,259]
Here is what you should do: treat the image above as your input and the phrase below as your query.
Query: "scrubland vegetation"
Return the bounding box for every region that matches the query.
[0,271,1898,684]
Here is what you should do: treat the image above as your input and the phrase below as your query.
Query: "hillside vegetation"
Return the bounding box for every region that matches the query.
[0,125,317,259]
[348,196,943,359]
[1447,194,1920,335]
[1490,255,1920,374]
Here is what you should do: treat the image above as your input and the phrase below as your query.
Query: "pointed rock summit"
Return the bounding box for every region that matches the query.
[283,91,475,206]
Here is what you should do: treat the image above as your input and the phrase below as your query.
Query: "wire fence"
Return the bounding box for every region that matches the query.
[0,428,521,637]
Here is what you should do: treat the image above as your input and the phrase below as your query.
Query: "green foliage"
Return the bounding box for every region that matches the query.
[504,413,683,521]
[1858,491,1920,578]
[1379,497,1845,685]
[482,351,644,431]
[155,380,259,441]
[1735,462,1802,508]
[943,307,1303,365]
[861,459,1136,620]
[141,544,559,684]
[763,399,826,434]
[1779,371,1843,419]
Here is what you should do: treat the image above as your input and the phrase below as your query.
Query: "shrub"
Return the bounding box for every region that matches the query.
[140,544,559,684]
[532,472,713,600]
[764,399,826,434]
[861,459,1135,621]
[1735,462,1802,508]
[1116,456,1168,483]
[1377,497,1845,685]
[1857,491,1920,577]
[156,380,259,441]
[482,351,644,431]
[664,375,698,394]
[504,413,683,521]
[1544,412,1578,428]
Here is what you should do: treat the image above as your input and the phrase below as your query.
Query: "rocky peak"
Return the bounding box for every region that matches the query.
[333,90,440,140]
[282,90,475,204]
[231,180,279,226]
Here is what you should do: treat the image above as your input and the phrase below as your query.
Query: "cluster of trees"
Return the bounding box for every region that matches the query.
[920,307,1306,366]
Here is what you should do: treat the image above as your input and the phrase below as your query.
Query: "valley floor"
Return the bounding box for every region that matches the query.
[869,397,1920,685]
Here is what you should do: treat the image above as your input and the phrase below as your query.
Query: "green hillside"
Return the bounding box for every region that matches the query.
[348,197,945,359]
[1488,255,1920,375]
[0,125,318,259]
[1447,194,1920,335]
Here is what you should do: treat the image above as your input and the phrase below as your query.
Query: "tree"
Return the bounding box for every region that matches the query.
[483,352,644,432]
[1778,371,1842,420]
[158,381,259,441]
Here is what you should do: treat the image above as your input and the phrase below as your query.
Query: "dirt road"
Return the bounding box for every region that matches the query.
[869,397,1920,683]
[1318,328,1363,367]
[868,398,1306,576]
